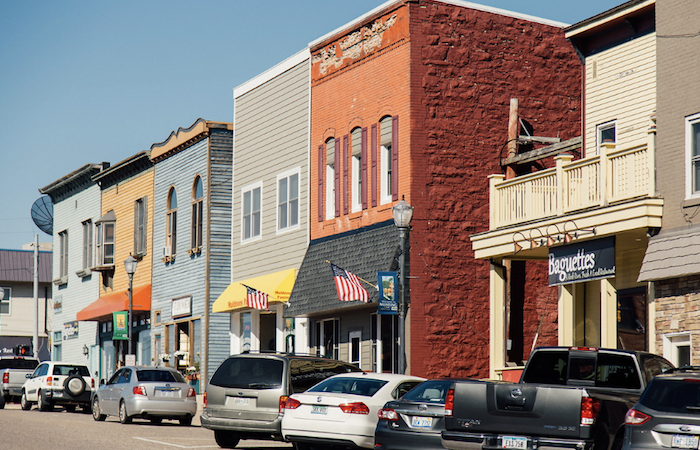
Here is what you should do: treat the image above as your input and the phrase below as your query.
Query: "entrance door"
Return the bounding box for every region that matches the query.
[260,312,277,351]
[372,314,398,373]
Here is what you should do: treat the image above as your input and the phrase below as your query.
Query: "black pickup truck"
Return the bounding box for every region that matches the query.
[442,347,674,450]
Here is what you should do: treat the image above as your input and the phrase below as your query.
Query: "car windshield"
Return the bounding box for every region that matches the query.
[137,369,185,383]
[53,365,89,376]
[639,378,700,413]
[210,357,284,389]
[0,358,39,370]
[401,379,453,403]
[307,377,388,396]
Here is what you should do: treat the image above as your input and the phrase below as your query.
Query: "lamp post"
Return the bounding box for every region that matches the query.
[124,255,138,356]
[392,197,413,375]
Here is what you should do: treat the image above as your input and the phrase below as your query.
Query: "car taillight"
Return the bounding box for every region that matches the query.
[133,386,147,396]
[2,373,8,384]
[377,408,398,421]
[279,395,290,413]
[340,402,370,414]
[444,388,455,416]
[625,408,651,425]
[187,388,196,397]
[203,391,207,408]
[284,397,301,410]
[90,378,95,389]
[46,376,52,385]
[580,396,601,426]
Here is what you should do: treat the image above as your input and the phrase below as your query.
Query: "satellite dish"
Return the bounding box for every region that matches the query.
[31,195,54,235]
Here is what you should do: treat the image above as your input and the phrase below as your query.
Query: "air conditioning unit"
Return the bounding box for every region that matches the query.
[162,246,172,258]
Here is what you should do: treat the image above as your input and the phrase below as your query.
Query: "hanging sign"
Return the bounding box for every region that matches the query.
[548,236,615,286]
[113,311,128,340]
[377,271,398,315]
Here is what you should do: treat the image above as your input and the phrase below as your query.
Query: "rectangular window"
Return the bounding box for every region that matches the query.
[59,230,68,279]
[350,330,361,365]
[191,198,203,249]
[242,183,262,241]
[134,197,148,256]
[379,116,397,204]
[53,331,62,361]
[0,287,10,314]
[351,128,363,213]
[278,170,300,231]
[96,221,115,265]
[596,121,616,155]
[82,220,92,270]
[687,113,700,197]
[314,318,340,359]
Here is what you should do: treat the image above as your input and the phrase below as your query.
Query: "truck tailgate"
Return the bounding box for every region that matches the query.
[451,381,586,439]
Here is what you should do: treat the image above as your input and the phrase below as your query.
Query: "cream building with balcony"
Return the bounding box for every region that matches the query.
[470,0,659,378]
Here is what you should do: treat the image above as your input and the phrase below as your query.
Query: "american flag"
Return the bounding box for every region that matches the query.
[330,263,369,302]
[243,284,268,310]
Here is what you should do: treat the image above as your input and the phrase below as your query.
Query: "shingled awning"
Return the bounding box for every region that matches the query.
[638,227,700,282]
[284,221,402,317]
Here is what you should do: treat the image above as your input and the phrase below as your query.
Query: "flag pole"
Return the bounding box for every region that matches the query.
[325,260,378,289]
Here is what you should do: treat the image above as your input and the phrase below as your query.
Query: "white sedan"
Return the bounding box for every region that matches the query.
[281,372,425,449]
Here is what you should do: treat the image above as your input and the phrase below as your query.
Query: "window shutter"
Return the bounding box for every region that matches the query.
[361,127,368,209]
[371,124,378,207]
[343,135,349,215]
[334,138,341,217]
[318,144,324,222]
[392,115,399,201]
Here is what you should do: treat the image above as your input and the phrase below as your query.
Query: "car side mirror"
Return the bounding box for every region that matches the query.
[100,379,105,385]
[25,374,31,379]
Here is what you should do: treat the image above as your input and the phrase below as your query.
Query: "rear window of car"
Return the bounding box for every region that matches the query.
[639,378,700,413]
[52,365,89,376]
[402,379,453,403]
[0,358,39,370]
[137,369,184,383]
[210,357,284,389]
[308,377,388,397]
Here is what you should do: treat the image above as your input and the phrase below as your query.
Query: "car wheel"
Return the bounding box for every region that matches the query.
[64,375,86,396]
[214,430,240,448]
[92,398,106,421]
[179,415,192,426]
[118,400,132,424]
[20,392,32,410]
[150,417,162,425]
[37,390,53,412]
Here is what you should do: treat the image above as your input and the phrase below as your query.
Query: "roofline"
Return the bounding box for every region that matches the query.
[149,118,232,162]
[309,0,567,50]
[234,48,311,99]
[564,0,654,38]
[39,163,105,195]
[91,151,151,183]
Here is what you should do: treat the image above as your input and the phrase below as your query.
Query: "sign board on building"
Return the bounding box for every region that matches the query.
[113,311,128,340]
[377,271,398,315]
[63,321,79,340]
[548,236,615,286]
[171,296,192,319]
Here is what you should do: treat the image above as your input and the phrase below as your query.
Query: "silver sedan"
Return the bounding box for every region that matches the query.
[91,366,197,425]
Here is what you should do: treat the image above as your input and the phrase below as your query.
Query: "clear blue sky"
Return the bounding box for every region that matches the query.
[0,0,623,250]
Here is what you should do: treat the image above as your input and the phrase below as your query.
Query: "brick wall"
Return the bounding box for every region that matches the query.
[654,276,700,356]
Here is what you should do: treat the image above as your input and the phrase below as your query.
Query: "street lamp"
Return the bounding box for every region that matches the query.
[124,255,138,356]
[392,196,413,375]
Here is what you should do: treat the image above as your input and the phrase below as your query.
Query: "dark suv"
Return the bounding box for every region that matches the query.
[623,367,700,450]
[201,353,362,448]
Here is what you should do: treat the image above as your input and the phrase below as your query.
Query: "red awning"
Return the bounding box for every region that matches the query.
[76,285,151,321]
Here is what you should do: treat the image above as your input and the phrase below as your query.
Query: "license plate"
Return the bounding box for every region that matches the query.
[232,397,250,406]
[157,389,175,398]
[53,391,63,397]
[672,435,699,449]
[502,436,528,449]
[411,416,432,429]
[311,405,328,414]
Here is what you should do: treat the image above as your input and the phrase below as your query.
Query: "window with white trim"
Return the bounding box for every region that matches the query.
[663,333,691,367]
[596,121,616,155]
[315,318,340,359]
[191,176,204,249]
[278,169,300,231]
[350,330,361,365]
[242,182,262,241]
[686,113,700,198]
[82,219,93,270]
[166,188,177,255]
[351,128,362,213]
[134,196,148,257]
[0,287,10,314]
[53,331,62,361]
[326,138,336,220]
[379,116,393,204]
[59,230,68,279]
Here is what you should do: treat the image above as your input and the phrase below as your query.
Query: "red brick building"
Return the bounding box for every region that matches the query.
[286,0,581,378]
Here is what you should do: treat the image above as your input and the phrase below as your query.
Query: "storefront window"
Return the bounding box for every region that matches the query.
[617,288,647,351]
[241,312,251,352]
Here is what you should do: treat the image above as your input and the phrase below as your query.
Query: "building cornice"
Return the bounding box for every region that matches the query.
[150,118,232,163]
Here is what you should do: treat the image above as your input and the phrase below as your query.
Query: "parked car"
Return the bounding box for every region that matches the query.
[201,352,363,449]
[375,378,458,450]
[91,365,196,425]
[623,366,700,450]
[21,361,95,412]
[282,372,425,449]
[0,356,39,408]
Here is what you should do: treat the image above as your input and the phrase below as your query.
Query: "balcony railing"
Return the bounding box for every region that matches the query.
[489,143,654,230]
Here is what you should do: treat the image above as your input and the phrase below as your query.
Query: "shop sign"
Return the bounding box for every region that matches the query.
[377,271,398,315]
[548,236,615,286]
[172,296,192,319]
[63,321,79,340]
[113,311,128,340]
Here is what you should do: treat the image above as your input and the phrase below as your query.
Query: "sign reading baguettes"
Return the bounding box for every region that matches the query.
[548,236,615,286]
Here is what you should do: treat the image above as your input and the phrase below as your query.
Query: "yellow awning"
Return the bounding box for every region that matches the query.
[213,268,296,313]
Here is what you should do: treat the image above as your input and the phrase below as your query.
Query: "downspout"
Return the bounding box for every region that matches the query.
[203,130,212,390]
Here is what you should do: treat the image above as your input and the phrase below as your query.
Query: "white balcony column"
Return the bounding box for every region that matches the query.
[489,174,505,230]
[599,278,617,348]
[647,120,657,197]
[555,154,573,215]
[558,284,575,346]
[489,259,507,379]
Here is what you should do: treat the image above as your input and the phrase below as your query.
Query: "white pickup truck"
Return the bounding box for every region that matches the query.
[0,356,39,408]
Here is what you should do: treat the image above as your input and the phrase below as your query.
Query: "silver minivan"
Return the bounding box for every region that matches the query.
[201,353,362,448]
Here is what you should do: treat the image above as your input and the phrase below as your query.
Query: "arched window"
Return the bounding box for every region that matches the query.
[326,137,337,219]
[379,116,393,204]
[166,187,177,257]
[350,127,363,212]
[191,176,203,250]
